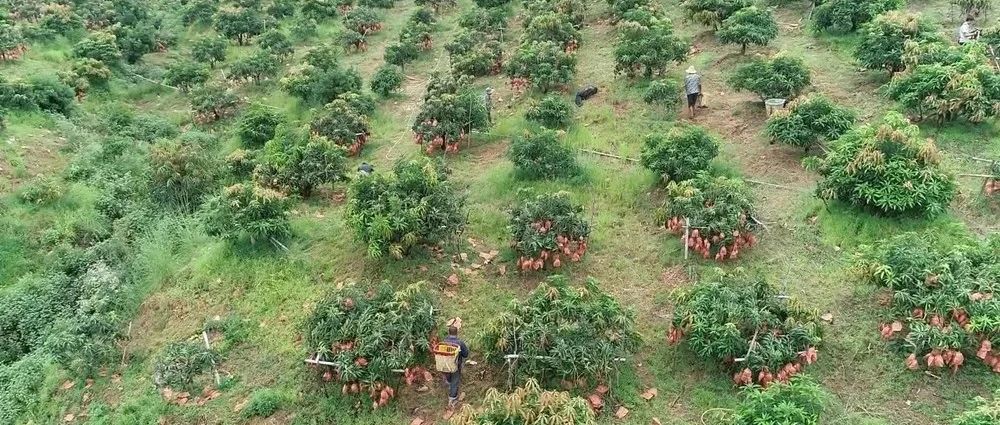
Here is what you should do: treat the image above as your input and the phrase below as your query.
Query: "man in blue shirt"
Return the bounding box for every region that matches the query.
[443,325,469,410]
[684,66,703,119]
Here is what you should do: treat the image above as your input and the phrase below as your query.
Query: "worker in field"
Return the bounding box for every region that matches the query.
[435,324,469,410]
[959,15,980,45]
[684,66,703,119]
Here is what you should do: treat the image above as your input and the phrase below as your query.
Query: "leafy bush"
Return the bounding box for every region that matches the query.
[149,138,218,209]
[152,341,221,390]
[384,41,420,68]
[682,0,751,29]
[728,55,811,101]
[733,376,825,424]
[202,183,292,244]
[854,11,938,76]
[474,0,511,6]
[238,105,283,148]
[370,64,403,97]
[243,389,284,418]
[507,129,580,180]
[506,40,577,92]
[304,281,435,407]
[813,0,902,33]
[70,59,112,87]
[954,390,1000,425]
[718,6,778,54]
[887,43,1000,123]
[763,96,855,151]
[856,232,1000,376]
[614,16,688,78]
[228,50,281,83]
[163,60,210,92]
[281,46,362,105]
[641,126,719,182]
[310,99,370,156]
[72,31,121,65]
[190,85,240,123]
[450,379,595,425]
[343,6,383,34]
[669,270,823,386]
[642,81,680,108]
[457,6,509,33]
[510,192,589,271]
[0,23,26,61]
[214,8,265,45]
[446,30,503,77]
[190,36,227,68]
[660,173,758,260]
[0,354,49,424]
[521,12,580,50]
[346,158,466,258]
[412,72,489,154]
[480,275,642,384]
[257,29,294,57]
[254,129,351,196]
[301,0,340,20]
[525,95,573,128]
[183,0,219,25]
[18,176,64,205]
[812,112,956,216]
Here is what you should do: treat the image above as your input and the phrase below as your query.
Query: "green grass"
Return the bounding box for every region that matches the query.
[2,0,999,424]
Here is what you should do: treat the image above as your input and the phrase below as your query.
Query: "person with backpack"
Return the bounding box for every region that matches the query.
[434,325,469,410]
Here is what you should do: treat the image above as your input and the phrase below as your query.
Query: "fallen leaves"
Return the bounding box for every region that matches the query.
[60,380,75,390]
[446,274,460,286]
[614,406,630,419]
[479,250,499,264]
[409,418,425,425]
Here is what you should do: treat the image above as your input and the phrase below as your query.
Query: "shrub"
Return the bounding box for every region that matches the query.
[641,125,719,182]
[660,172,758,261]
[521,12,580,50]
[812,112,956,216]
[457,7,509,33]
[214,8,265,45]
[202,183,292,244]
[243,389,284,418]
[254,129,351,196]
[72,31,121,65]
[763,96,855,151]
[450,379,595,425]
[614,16,688,78]
[343,6,383,34]
[813,0,902,33]
[370,64,403,97]
[163,60,210,92]
[345,158,466,258]
[953,390,1000,425]
[27,75,76,115]
[190,85,240,123]
[643,78,681,105]
[71,58,112,86]
[412,72,489,154]
[112,22,158,63]
[190,36,227,68]
[360,0,396,7]
[854,12,938,76]
[149,138,218,209]
[152,341,221,390]
[337,91,377,117]
[506,40,577,93]
[257,29,294,57]
[728,55,811,101]
[525,95,573,128]
[718,6,778,54]
[507,130,580,180]
[474,0,511,6]
[300,0,339,20]
[0,22,26,61]
[384,41,420,68]
[669,270,823,386]
[228,50,281,83]
[733,376,825,424]
[183,0,219,25]
[238,105,283,147]
[281,47,362,104]
[856,232,1000,376]
[304,281,435,408]
[510,192,589,271]
[310,99,370,156]
[887,43,1000,123]
[18,176,63,205]
[446,31,503,77]
[340,29,368,52]
[480,275,642,384]
[682,0,751,30]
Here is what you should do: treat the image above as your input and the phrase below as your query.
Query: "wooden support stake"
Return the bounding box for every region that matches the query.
[579,148,639,163]
[958,173,999,179]
[203,331,221,386]
[746,179,799,191]
[683,218,690,260]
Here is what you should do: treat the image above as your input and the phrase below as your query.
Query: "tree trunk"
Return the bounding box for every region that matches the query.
[741,44,747,55]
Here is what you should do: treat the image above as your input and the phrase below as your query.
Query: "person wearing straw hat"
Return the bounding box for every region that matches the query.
[684,66,703,118]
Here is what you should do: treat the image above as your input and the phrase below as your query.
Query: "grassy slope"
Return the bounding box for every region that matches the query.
[1,0,999,424]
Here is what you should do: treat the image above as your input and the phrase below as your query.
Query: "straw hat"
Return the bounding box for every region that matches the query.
[686,66,697,74]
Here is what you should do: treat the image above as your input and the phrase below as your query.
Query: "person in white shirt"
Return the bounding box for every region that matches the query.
[959,16,979,45]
